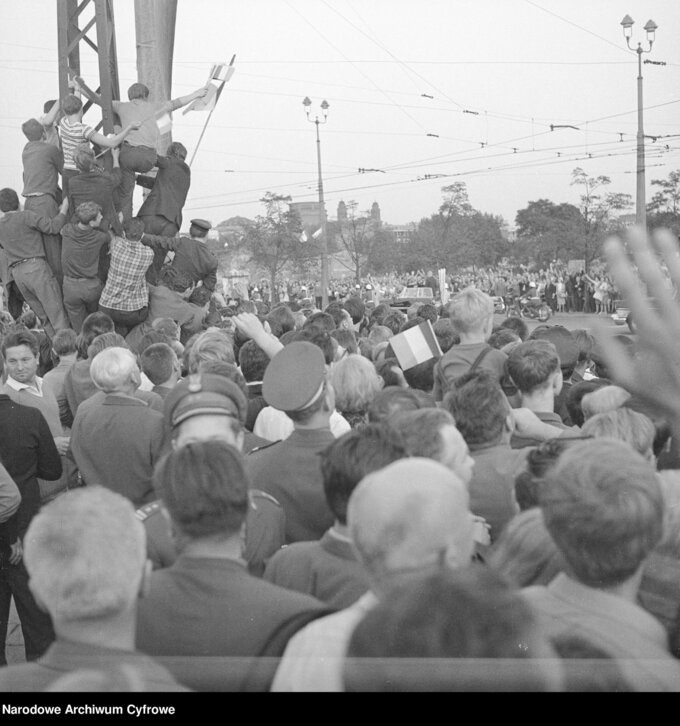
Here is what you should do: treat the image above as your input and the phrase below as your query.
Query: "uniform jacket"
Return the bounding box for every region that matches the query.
[137,155,191,229]
[141,234,218,291]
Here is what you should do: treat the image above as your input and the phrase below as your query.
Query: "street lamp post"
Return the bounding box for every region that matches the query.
[621,15,658,229]
[303,96,330,309]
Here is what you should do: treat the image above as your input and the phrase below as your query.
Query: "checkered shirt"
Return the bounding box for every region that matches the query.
[99,236,154,312]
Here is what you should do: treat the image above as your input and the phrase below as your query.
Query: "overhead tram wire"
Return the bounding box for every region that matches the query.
[283,0,432,135]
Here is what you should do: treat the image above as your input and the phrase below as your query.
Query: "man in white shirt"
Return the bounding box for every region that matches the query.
[271,457,476,691]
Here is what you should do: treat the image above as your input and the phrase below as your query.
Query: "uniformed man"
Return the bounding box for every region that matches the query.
[141,218,218,290]
[246,342,337,543]
[136,373,285,576]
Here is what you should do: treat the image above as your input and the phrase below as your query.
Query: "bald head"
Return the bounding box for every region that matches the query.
[348,458,474,588]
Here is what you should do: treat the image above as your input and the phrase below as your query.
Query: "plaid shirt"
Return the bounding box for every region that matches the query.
[99,236,153,312]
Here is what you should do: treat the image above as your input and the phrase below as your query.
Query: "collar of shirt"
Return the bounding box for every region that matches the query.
[547,573,668,648]
[6,375,43,397]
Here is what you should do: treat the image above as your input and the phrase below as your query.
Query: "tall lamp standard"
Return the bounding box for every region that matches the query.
[621,15,658,229]
[303,96,330,309]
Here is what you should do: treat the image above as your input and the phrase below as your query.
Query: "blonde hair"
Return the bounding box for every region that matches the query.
[330,354,383,413]
[581,385,631,420]
[24,487,146,622]
[90,347,139,393]
[446,287,494,335]
[582,408,655,459]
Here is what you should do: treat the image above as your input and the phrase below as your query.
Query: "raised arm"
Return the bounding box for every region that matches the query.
[170,85,210,111]
[89,121,141,149]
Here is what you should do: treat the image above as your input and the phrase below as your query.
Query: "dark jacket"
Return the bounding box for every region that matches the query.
[0,210,66,265]
[22,141,62,198]
[136,556,331,691]
[141,234,218,291]
[60,223,110,279]
[137,155,191,229]
[68,168,123,235]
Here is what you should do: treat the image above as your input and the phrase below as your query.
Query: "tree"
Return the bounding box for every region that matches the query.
[571,167,632,268]
[330,201,377,284]
[648,170,680,215]
[514,199,584,266]
[241,192,303,302]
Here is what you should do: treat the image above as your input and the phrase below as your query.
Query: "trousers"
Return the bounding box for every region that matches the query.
[63,276,103,334]
[11,258,70,339]
[23,195,63,287]
[118,144,157,222]
[98,304,149,338]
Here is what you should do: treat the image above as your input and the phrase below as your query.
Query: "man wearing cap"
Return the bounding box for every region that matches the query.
[247,342,337,544]
[138,372,285,577]
[140,218,218,291]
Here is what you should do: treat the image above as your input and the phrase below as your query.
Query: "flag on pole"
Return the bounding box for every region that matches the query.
[156,111,173,135]
[389,320,442,371]
[183,56,236,115]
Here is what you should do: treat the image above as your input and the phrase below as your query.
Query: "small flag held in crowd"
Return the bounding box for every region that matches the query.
[156,111,173,135]
[183,55,236,115]
[389,320,442,370]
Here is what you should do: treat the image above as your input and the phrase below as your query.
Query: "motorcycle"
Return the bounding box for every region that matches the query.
[506,294,552,322]
[492,296,506,314]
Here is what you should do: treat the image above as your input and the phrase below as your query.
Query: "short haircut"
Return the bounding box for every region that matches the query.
[22,118,44,141]
[445,288,493,335]
[75,201,101,225]
[61,94,82,115]
[266,306,296,338]
[90,347,139,392]
[152,318,180,340]
[581,385,631,421]
[330,329,358,356]
[368,303,391,327]
[2,330,39,358]
[572,329,595,363]
[433,318,458,353]
[167,142,187,160]
[582,408,655,458]
[24,487,145,622]
[507,340,560,395]
[529,326,578,378]
[403,358,436,393]
[368,386,422,423]
[187,330,235,373]
[388,408,456,462]
[324,304,350,330]
[52,328,78,357]
[382,311,405,336]
[138,330,172,355]
[417,303,438,325]
[488,328,519,350]
[540,439,663,588]
[367,325,392,347]
[343,296,365,325]
[155,441,249,539]
[238,340,269,383]
[87,332,128,361]
[320,425,406,524]
[290,329,334,366]
[344,567,542,692]
[498,316,529,341]
[488,508,565,588]
[123,217,145,241]
[74,145,96,173]
[0,188,20,212]
[127,82,150,100]
[304,312,336,333]
[140,343,176,386]
[330,354,383,414]
[444,370,509,446]
[79,313,115,358]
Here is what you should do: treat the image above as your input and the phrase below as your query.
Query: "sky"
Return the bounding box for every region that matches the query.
[1,0,679,230]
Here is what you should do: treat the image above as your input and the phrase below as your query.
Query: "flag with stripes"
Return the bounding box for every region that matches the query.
[389,320,442,370]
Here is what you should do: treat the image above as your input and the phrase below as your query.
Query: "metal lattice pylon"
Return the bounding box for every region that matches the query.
[57,0,120,136]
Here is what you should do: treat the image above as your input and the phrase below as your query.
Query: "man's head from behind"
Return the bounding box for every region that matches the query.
[22,118,45,142]
[507,340,562,400]
[90,347,141,394]
[388,409,474,485]
[320,425,406,526]
[0,188,20,213]
[127,82,150,101]
[540,439,663,589]
[187,330,235,372]
[445,288,494,339]
[154,441,248,542]
[24,487,146,625]
[444,370,513,448]
[348,458,475,591]
[52,329,78,359]
[140,343,179,388]
[582,408,655,462]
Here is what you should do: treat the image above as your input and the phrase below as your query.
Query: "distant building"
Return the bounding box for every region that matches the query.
[617,213,637,228]
[371,201,381,224]
[383,224,412,243]
[337,200,347,222]
[289,201,324,228]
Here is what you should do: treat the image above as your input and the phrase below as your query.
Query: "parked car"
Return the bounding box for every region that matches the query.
[390,286,435,312]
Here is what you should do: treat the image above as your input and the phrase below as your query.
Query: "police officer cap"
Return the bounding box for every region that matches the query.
[263,342,326,412]
[164,373,247,429]
[190,219,212,231]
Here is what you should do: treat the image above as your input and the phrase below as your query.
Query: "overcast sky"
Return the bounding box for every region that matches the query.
[1,0,679,229]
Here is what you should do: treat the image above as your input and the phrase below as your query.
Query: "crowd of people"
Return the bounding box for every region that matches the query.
[1,80,680,693]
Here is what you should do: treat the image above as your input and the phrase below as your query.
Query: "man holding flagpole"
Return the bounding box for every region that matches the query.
[75,79,209,222]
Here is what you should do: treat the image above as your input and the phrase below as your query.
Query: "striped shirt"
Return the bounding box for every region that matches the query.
[99,236,153,312]
[58,118,95,170]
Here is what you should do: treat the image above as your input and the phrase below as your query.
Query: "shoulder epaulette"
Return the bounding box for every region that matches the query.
[247,440,281,455]
[135,500,162,522]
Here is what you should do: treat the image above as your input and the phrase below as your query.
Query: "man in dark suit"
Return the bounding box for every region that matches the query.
[137,142,191,238]
[136,441,330,691]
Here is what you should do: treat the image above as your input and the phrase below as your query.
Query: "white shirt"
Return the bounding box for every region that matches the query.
[253,407,351,442]
[5,375,43,397]
[271,592,378,692]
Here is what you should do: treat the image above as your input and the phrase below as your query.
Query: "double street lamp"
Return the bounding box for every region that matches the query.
[620,15,658,228]
[303,97,330,309]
